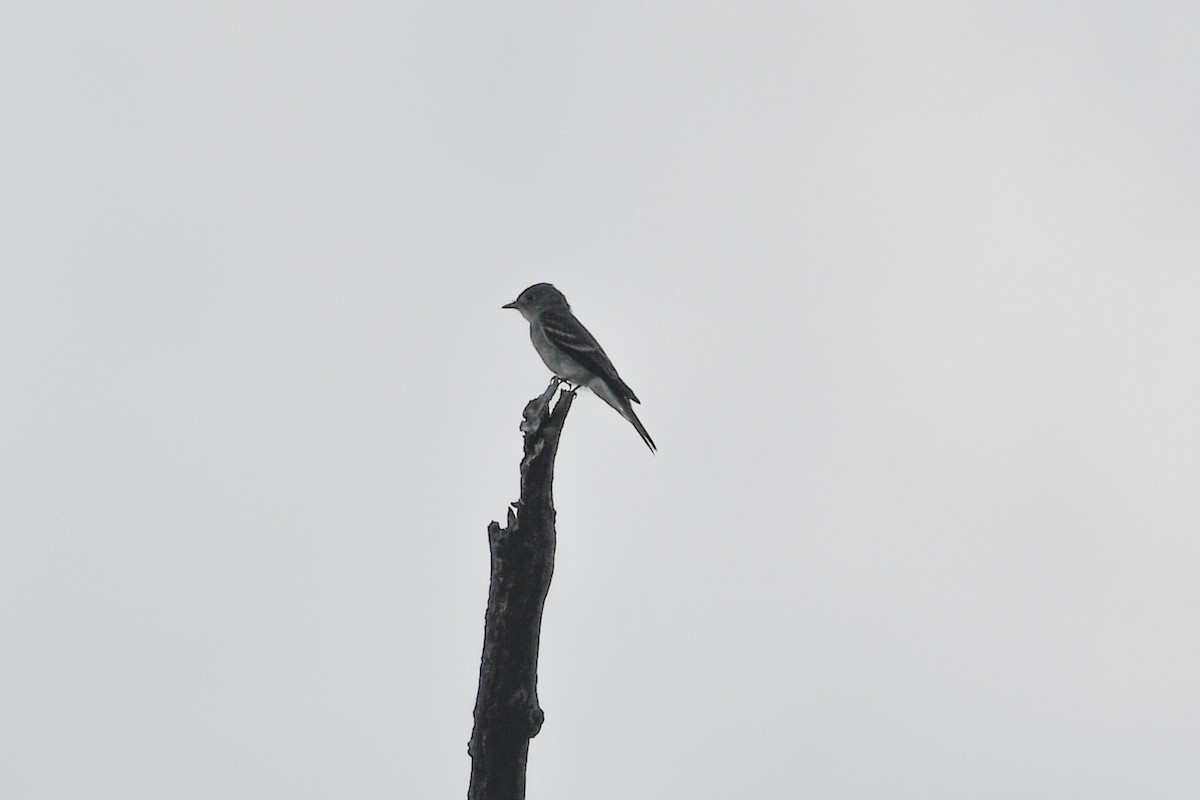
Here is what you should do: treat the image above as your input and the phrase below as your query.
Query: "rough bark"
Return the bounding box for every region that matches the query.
[468,378,574,800]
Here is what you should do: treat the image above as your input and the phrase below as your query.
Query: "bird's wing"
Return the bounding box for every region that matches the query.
[540,309,640,403]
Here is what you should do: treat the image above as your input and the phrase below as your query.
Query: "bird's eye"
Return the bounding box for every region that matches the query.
[527,292,537,300]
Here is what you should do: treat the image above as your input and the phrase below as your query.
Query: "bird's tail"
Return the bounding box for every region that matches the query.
[589,378,656,452]
[623,402,657,453]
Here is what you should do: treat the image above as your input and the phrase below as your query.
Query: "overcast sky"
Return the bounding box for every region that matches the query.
[3,2,1198,798]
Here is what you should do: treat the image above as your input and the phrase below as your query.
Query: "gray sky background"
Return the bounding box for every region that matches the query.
[3,2,1198,798]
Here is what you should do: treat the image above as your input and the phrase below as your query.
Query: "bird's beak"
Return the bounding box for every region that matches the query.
[501,300,518,309]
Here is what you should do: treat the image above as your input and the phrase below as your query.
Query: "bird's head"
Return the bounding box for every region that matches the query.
[502,283,570,319]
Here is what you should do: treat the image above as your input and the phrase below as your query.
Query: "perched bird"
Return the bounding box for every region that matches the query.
[503,283,656,452]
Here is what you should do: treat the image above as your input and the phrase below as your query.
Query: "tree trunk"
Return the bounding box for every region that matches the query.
[468,378,574,800]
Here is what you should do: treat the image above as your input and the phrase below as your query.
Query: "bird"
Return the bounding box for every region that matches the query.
[503,283,656,452]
